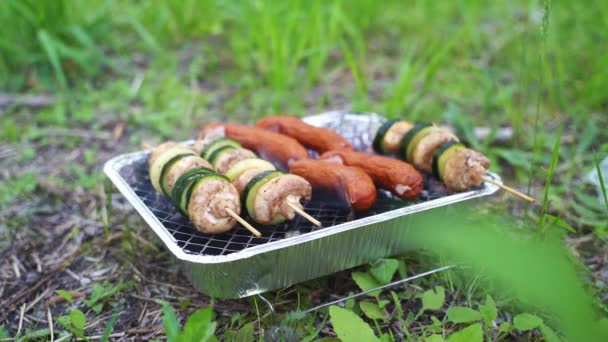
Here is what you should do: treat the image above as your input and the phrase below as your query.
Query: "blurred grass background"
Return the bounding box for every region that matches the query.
[1,0,607,339]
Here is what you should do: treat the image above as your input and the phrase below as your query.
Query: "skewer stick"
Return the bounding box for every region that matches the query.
[483,176,535,203]
[225,207,262,237]
[287,202,322,227]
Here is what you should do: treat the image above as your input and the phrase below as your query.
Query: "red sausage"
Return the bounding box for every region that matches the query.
[289,159,377,211]
[200,123,309,170]
[256,115,353,153]
[320,150,423,200]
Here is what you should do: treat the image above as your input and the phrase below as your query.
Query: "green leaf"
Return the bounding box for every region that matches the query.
[446,323,483,342]
[329,306,380,342]
[92,304,103,314]
[379,334,392,342]
[352,272,382,297]
[540,324,562,342]
[377,299,390,309]
[234,323,254,342]
[182,306,217,342]
[426,334,446,342]
[498,322,511,332]
[100,308,121,342]
[479,295,497,327]
[160,301,180,342]
[0,325,9,339]
[315,338,341,342]
[56,290,73,304]
[360,302,385,320]
[421,286,445,311]
[57,315,71,327]
[369,258,399,284]
[513,313,543,331]
[446,307,482,323]
[391,292,405,323]
[69,309,86,332]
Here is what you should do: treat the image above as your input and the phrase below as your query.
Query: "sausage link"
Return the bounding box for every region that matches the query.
[256,115,353,153]
[200,123,309,170]
[289,159,376,211]
[320,150,423,200]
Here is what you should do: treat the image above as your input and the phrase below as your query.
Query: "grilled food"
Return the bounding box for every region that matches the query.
[200,123,309,170]
[148,143,240,234]
[256,115,353,153]
[196,135,312,225]
[289,159,377,211]
[320,150,423,200]
[373,120,490,191]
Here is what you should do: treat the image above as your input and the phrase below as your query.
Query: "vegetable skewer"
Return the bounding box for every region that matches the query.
[373,120,535,202]
[194,134,321,227]
[143,142,262,237]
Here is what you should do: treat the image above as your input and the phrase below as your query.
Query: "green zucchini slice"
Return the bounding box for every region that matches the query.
[149,146,196,194]
[243,170,285,223]
[431,140,465,181]
[207,145,237,167]
[225,158,276,182]
[200,138,241,160]
[160,153,195,196]
[398,122,433,162]
[171,167,217,216]
[372,119,396,154]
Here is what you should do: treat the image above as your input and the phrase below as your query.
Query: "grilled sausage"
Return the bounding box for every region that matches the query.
[256,115,353,153]
[289,159,377,211]
[200,123,309,169]
[320,150,423,200]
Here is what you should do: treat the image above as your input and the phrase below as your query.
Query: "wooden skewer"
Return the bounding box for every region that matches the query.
[225,207,262,237]
[287,202,322,227]
[483,176,535,203]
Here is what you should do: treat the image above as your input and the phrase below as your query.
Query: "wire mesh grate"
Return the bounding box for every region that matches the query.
[115,113,473,257]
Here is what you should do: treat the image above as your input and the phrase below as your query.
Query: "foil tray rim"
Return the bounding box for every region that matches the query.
[103,112,502,265]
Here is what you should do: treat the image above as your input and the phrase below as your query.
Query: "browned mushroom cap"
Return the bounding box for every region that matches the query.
[253,174,312,224]
[213,148,257,174]
[410,128,459,173]
[148,141,178,168]
[188,178,241,234]
[382,121,414,155]
[442,148,490,191]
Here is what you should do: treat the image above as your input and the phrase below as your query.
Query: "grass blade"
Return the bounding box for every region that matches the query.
[38,30,68,90]
[538,124,563,232]
[593,150,608,212]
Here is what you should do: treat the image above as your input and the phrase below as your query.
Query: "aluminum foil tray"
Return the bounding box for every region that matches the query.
[104,112,501,298]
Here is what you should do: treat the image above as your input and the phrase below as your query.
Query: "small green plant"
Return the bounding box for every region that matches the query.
[159,301,218,342]
[57,309,89,341]
[84,281,130,314]
[0,172,37,208]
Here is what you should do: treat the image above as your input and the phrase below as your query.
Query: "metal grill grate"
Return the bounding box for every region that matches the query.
[114,113,479,257]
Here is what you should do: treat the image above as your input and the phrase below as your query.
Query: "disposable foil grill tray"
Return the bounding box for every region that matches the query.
[104,112,501,298]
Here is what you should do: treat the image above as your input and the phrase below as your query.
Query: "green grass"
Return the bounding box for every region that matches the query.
[1,0,608,340]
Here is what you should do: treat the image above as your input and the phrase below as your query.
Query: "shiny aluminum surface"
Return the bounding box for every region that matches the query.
[103,112,501,298]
